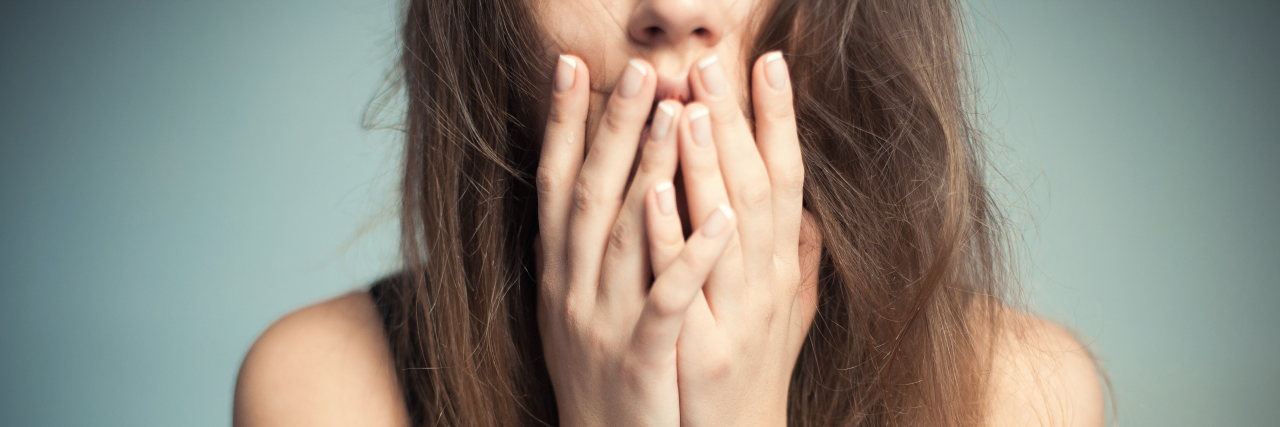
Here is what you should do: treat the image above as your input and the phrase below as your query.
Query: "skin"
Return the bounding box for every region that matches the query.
[233,0,1106,426]
[533,0,820,423]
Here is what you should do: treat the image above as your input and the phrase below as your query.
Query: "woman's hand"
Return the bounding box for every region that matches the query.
[645,52,822,427]
[535,55,737,427]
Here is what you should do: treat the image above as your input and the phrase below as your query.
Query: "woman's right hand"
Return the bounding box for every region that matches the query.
[535,55,736,427]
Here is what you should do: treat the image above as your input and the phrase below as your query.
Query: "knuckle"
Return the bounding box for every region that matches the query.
[775,165,805,195]
[646,284,685,319]
[600,105,631,135]
[702,348,733,380]
[564,303,608,346]
[571,178,603,216]
[535,167,563,199]
[560,295,590,326]
[607,220,638,254]
[547,104,572,126]
[736,180,772,211]
[585,136,608,159]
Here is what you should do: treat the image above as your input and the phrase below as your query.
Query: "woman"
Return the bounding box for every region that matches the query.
[234,0,1105,425]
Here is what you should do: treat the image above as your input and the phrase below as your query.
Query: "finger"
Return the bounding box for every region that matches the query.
[598,100,683,306]
[564,58,656,299]
[678,103,744,313]
[645,179,684,275]
[631,204,735,363]
[691,54,775,277]
[677,103,731,230]
[537,55,590,296]
[752,51,805,259]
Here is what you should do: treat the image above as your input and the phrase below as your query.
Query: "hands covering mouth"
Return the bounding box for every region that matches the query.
[536,51,821,427]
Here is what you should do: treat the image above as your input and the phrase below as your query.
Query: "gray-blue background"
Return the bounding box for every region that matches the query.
[1,0,1276,425]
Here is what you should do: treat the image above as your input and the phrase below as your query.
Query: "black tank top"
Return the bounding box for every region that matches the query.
[366,274,425,424]
[367,275,399,339]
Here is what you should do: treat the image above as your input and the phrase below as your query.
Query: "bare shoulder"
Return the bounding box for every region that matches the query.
[984,308,1106,427]
[233,291,408,427]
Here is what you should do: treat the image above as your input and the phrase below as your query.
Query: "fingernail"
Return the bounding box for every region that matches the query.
[697,55,726,97]
[764,51,787,91]
[655,181,675,215]
[689,105,711,147]
[650,102,675,141]
[618,59,647,99]
[701,203,734,237]
[555,55,576,93]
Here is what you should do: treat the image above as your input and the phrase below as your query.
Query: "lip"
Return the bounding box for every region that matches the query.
[655,73,692,103]
[646,73,692,125]
[630,73,690,227]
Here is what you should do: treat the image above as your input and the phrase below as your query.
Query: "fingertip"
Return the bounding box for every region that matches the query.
[762,51,789,92]
[686,103,709,121]
[657,100,676,117]
[548,54,590,123]
[653,180,674,194]
[658,99,683,120]
[628,57,655,79]
[650,100,681,142]
[685,103,713,148]
[556,54,591,93]
[654,181,675,216]
[700,203,734,238]
[676,102,699,148]
[554,55,577,93]
[718,202,735,220]
[617,58,656,100]
[561,54,588,74]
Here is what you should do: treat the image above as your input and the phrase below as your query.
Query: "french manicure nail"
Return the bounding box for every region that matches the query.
[618,59,647,99]
[655,181,675,215]
[689,105,712,147]
[651,102,675,141]
[701,203,734,237]
[764,51,787,91]
[555,55,576,93]
[697,55,726,97]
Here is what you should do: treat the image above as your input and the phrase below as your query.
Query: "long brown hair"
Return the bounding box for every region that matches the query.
[377,0,1009,425]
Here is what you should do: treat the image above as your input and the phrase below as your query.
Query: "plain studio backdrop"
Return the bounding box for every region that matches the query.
[1,0,1276,425]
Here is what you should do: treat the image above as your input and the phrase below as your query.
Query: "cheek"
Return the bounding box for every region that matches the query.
[535,0,627,63]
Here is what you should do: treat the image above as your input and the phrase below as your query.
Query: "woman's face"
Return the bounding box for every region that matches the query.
[532,0,766,137]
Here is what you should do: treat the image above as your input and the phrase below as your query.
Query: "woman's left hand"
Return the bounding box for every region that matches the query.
[644,52,823,426]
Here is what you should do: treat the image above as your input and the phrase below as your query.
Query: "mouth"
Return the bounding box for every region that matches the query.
[645,72,693,125]
[625,69,694,185]
[638,72,692,165]
[631,73,696,234]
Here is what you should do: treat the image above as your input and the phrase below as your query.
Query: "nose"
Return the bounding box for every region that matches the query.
[627,0,723,48]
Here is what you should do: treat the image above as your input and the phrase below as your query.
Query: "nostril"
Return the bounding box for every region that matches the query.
[629,3,719,46]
